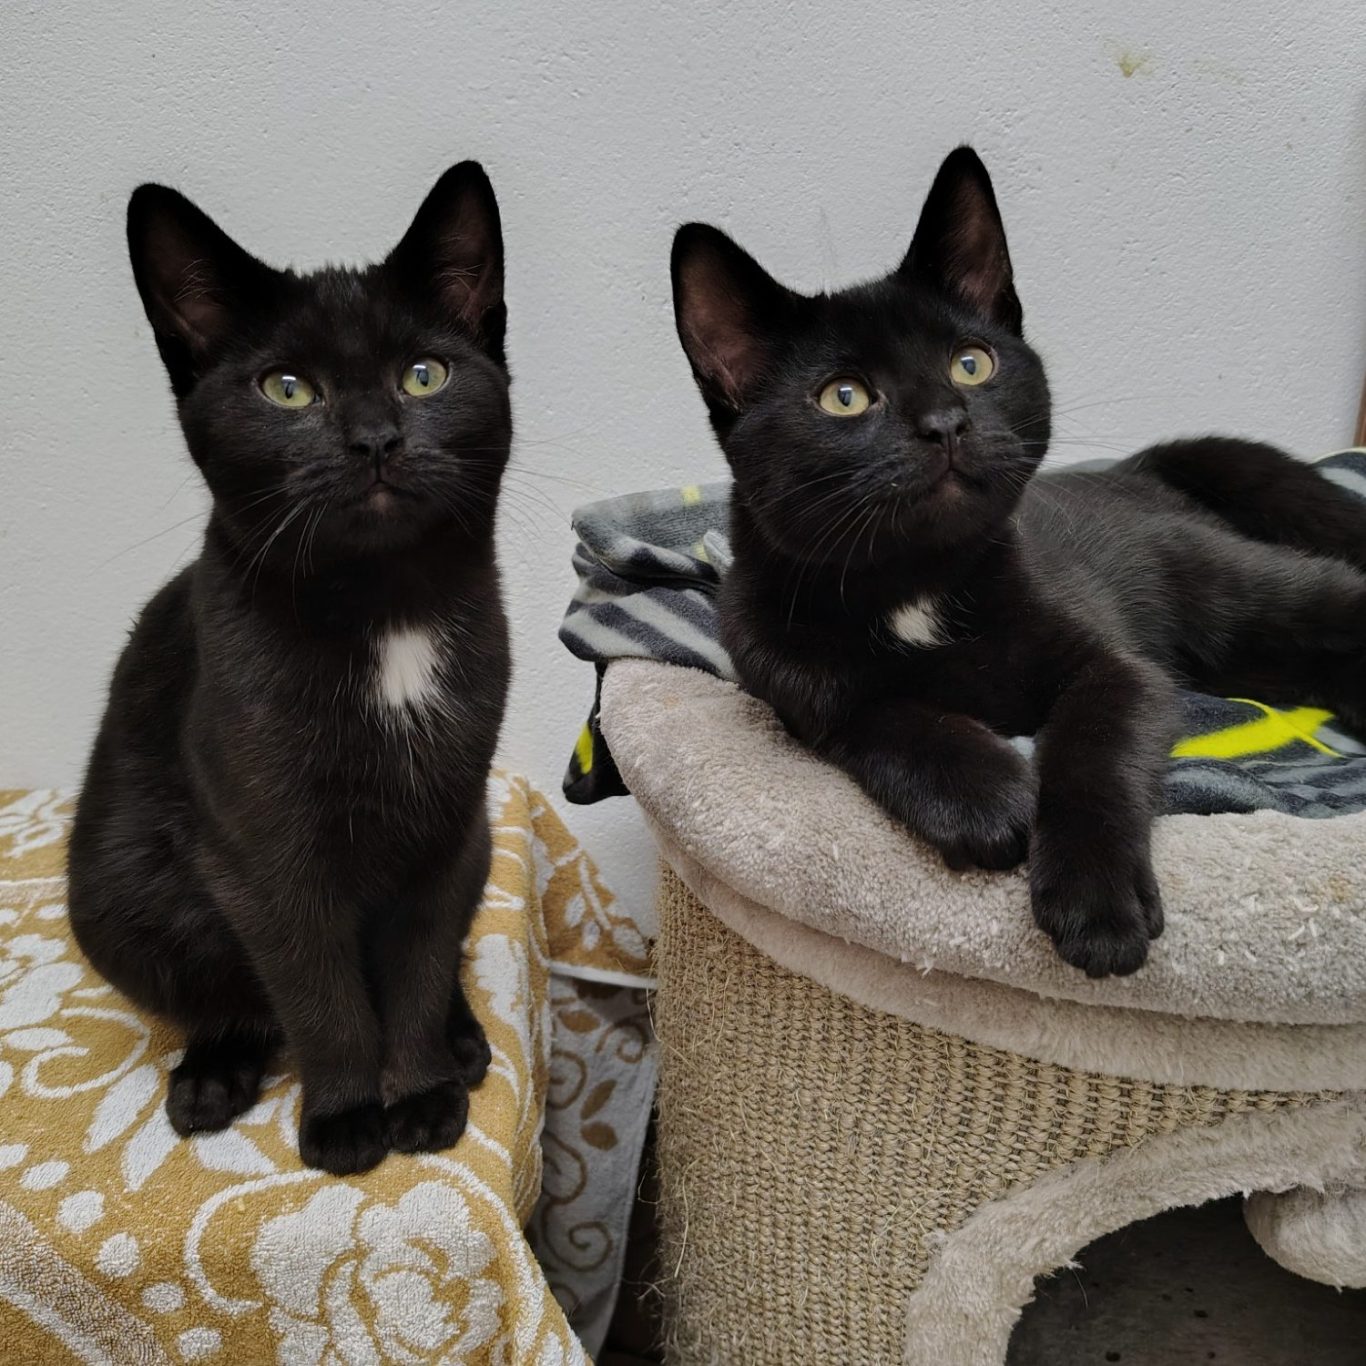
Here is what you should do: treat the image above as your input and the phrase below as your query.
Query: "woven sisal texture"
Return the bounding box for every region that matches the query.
[652,865,1329,1365]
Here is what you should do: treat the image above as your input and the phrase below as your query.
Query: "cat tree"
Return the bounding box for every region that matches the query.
[603,659,1366,1364]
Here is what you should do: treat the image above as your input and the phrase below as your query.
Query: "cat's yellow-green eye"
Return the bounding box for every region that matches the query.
[402,357,449,398]
[817,377,872,417]
[259,371,317,408]
[950,345,995,387]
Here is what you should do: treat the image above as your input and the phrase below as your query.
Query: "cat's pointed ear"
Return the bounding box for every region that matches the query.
[387,161,505,359]
[672,224,795,413]
[127,185,274,391]
[900,147,1022,333]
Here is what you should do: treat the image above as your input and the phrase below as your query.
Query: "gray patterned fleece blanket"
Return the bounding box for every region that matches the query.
[560,451,1366,816]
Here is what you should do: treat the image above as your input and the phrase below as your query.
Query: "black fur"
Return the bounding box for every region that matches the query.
[672,146,1366,977]
[68,163,511,1172]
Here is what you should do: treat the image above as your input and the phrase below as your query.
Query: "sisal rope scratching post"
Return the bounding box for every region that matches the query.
[653,869,1346,1365]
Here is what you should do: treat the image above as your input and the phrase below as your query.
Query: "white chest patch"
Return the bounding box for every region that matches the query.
[888,596,946,649]
[374,625,442,712]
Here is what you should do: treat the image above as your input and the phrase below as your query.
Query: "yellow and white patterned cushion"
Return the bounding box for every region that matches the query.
[0,774,596,1366]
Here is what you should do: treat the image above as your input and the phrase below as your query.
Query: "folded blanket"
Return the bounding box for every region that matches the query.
[560,451,1366,817]
[0,777,641,1366]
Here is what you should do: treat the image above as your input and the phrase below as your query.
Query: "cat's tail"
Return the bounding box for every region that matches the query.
[1122,436,1366,573]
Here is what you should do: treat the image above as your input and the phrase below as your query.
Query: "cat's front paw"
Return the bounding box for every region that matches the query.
[384,1081,469,1154]
[923,747,1035,872]
[1030,850,1163,978]
[299,1102,388,1174]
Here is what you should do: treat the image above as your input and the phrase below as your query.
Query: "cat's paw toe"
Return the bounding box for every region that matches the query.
[299,1103,388,1174]
[167,1063,262,1136]
[1053,920,1152,978]
[384,1081,469,1154]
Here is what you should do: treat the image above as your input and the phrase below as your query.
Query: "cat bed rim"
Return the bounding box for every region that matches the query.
[601,658,1366,1029]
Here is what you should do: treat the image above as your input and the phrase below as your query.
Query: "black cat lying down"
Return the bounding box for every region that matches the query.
[671,146,1366,978]
[68,164,510,1173]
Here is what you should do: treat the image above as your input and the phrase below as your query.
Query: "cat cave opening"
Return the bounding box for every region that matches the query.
[1006,1197,1366,1366]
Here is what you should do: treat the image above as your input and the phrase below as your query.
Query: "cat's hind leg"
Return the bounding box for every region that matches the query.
[1124,437,1366,573]
[68,791,283,1136]
[167,1023,278,1135]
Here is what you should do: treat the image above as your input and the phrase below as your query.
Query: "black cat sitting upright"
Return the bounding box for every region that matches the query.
[672,146,1366,978]
[68,163,511,1173]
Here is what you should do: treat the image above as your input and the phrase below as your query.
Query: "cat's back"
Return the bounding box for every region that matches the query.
[1021,466,1197,565]
[1021,463,1256,575]
[1017,465,1267,658]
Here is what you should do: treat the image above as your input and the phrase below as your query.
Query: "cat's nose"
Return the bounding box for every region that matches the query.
[349,426,405,468]
[915,409,971,449]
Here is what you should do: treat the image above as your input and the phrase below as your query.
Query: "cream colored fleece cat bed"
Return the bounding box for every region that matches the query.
[600,659,1366,1365]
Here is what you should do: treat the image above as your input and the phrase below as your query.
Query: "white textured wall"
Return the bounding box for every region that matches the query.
[4,1,1364,926]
